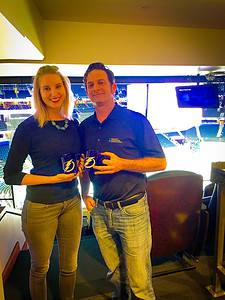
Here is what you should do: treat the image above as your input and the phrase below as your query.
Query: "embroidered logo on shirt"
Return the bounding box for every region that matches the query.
[109,138,123,143]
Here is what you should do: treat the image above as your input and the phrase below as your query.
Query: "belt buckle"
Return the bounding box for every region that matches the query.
[103,201,118,210]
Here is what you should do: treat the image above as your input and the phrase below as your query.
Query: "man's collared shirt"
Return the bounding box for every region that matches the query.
[79,104,165,202]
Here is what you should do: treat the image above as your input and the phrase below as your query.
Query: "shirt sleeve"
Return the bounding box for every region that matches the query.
[3,123,30,185]
[136,114,165,158]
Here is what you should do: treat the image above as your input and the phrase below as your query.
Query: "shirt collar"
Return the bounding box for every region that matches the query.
[92,102,122,124]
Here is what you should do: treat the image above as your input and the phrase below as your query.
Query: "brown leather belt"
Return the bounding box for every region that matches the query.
[97,192,145,210]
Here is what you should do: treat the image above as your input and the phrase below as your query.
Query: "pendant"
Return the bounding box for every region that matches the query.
[51,119,69,130]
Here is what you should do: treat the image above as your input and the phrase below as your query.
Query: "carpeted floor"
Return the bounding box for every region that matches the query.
[4,235,113,300]
[4,235,225,300]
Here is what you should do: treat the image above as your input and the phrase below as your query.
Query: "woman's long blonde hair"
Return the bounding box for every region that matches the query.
[33,65,74,127]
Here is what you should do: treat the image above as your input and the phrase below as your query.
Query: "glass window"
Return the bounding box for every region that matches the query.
[1,81,224,208]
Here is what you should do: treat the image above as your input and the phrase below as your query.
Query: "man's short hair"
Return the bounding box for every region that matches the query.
[83,62,115,87]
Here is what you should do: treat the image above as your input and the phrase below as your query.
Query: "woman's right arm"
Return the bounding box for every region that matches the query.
[21,173,77,185]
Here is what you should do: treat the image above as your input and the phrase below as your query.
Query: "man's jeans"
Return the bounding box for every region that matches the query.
[22,195,82,300]
[91,195,156,300]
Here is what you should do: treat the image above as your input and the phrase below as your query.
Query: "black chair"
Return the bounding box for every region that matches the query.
[202,183,217,255]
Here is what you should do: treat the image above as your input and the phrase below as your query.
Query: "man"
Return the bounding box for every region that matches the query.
[79,62,166,300]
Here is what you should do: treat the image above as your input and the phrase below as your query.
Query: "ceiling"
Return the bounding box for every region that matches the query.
[32,0,225,29]
[1,0,225,77]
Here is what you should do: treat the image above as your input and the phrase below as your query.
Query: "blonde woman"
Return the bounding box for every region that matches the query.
[4,65,82,300]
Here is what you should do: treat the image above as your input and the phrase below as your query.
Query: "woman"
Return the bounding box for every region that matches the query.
[4,65,82,300]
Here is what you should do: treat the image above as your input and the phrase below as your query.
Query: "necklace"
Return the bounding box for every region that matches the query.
[51,119,69,130]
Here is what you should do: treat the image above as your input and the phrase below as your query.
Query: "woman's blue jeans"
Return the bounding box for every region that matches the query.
[90,195,156,300]
[22,195,82,300]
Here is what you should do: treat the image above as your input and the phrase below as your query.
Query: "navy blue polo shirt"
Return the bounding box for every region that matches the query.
[79,104,165,202]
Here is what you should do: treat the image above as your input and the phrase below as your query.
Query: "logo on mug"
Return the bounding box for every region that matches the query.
[84,156,96,169]
[61,153,80,174]
[63,159,76,173]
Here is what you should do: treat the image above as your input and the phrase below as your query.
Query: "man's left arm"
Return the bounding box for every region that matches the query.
[94,152,167,175]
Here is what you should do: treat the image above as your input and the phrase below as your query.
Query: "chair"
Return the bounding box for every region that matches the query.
[0,143,15,208]
[0,182,15,208]
[199,123,219,141]
[146,170,208,277]
[202,183,217,255]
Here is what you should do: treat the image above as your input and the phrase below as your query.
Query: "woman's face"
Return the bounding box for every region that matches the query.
[39,73,66,111]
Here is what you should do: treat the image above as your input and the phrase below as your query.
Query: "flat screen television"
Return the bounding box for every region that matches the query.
[175,84,219,108]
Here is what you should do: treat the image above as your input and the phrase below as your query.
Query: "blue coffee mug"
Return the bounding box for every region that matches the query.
[84,150,99,170]
[61,153,80,174]
[84,150,108,171]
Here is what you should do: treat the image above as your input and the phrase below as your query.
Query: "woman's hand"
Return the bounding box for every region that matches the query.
[21,172,78,185]
[55,154,85,182]
[54,173,77,182]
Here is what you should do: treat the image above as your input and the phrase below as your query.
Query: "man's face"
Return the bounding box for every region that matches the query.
[86,69,116,106]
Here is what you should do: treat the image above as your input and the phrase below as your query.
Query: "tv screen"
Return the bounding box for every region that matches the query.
[175,84,219,108]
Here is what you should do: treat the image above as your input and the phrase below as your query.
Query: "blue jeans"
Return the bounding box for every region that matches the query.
[22,195,82,300]
[90,195,155,300]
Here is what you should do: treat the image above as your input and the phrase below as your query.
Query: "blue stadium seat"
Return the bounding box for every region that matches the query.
[0,142,9,160]
[157,134,175,148]
[4,90,17,99]
[18,90,31,98]
[181,127,199,140]
[199,124,219,140]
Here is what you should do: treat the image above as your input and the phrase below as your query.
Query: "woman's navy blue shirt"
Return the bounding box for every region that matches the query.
[4,116,81,204]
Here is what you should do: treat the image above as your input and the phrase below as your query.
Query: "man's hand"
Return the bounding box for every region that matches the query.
[94,152,124,174]
[77,154,85,176]
[83,195,96,211]
[93,152,167,174]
